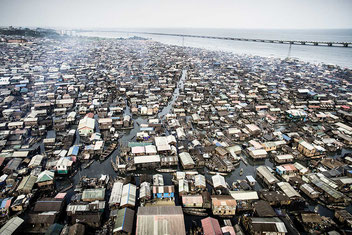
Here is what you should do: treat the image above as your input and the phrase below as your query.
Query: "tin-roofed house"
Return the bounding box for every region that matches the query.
[154,136,171,154]
[153,174,164,186]
[212,174,227,189]
[109,181,123,208]
[182,195,203,208]
[179,152,195,169]
[113,208,134,235]
[230,191,259,212]
[201,217,222,235]
[67,145,80,162]
[3,158,22,174]
[120,184,136,208]
[78,116,95,137]
[134,155,161,169]
[248,149,268,160]
[211,195,237,216]
[194,174,206,190]
[36,170,54,189]
[27,198,65,233]
[0,216,24,235]
[298,140,316,158]
[66,201,105,228]
[136,206,186,235]
[56,157,73,175]
[243,217,288,235]
[82,188,105,202]
[28,154,44,168]
[300,183,320,199]
[139,181,151,201]
[17,175,37,194]
[256,166,279,188]
[153,185,175,199]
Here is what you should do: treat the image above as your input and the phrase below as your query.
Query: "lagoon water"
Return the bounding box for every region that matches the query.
[65,29,352,228]
[78,28,352,68]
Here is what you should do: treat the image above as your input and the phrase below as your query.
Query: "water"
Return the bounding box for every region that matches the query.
[77,28,352,68]
[158,69,186,120]
[55,35,352,232]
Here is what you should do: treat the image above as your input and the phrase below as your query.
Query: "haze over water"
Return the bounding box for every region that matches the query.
[78,28,352,68]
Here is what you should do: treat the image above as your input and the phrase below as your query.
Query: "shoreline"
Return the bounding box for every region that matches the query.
[76,31,352,69]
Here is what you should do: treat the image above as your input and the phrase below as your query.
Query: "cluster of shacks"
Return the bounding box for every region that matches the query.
[0,29,352,234]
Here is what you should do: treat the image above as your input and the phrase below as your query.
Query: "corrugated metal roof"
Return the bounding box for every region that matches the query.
[82,188,105,200]
[277,182,301,198]
[212,174,226,188]
[230,191,259,201]
[109,182,123,205]
[256,166,279,184]
[113,208,134,233]
[179,152,195,166]
[0,216,24,235]
[201,217,222,235]
[136,206,186,235]
[134,155,160,164]
[17,175,37,192]
[120,184,136,207]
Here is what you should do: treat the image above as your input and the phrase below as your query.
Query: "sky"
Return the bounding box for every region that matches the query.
[0,0,351,29]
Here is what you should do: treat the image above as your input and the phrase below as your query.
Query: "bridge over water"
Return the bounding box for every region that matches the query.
[77,30,352,48]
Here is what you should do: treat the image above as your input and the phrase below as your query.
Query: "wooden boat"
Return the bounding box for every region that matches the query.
[184,171,198,175]
[156,168,176,173]
[240,156,248,165]
[100,143,117,161]
[183,208,208,216]
[239,168,243,176]
[183,208,206,212]
[69,169,78,178]
[59,183,73,193]
[111,158,118,172]
[209,171,227,176]
[83,160,94,169]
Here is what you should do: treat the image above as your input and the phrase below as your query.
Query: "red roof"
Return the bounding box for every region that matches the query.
[341,105,350,110]
[201,217,222,235]
[55,193,67,199]
[0,157,5,166]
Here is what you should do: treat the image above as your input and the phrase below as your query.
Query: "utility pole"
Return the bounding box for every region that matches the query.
[287,43,292,58]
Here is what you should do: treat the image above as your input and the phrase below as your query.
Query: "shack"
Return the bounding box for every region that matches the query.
[211,195,237,216]
[256,166,279,188]
[82,188,105,202]
[120,183,136,208]
[109,182,123,208]
[113,208,134,235]
[136,206,186,235]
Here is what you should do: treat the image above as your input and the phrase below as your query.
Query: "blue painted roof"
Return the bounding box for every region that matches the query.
[140,127,154,131]
[71,146,79,155]
[1,198,8,208]
[282,134,291,141]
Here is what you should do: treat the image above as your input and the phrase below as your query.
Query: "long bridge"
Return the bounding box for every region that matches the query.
[76,30,352,48]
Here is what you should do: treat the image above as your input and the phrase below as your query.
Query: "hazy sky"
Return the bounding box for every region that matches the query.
[0,0,351,29]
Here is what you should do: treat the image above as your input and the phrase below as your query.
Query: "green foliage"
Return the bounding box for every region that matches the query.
[0,27,60,38]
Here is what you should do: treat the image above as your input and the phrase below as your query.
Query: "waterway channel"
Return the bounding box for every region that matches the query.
[56,68,352,232]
